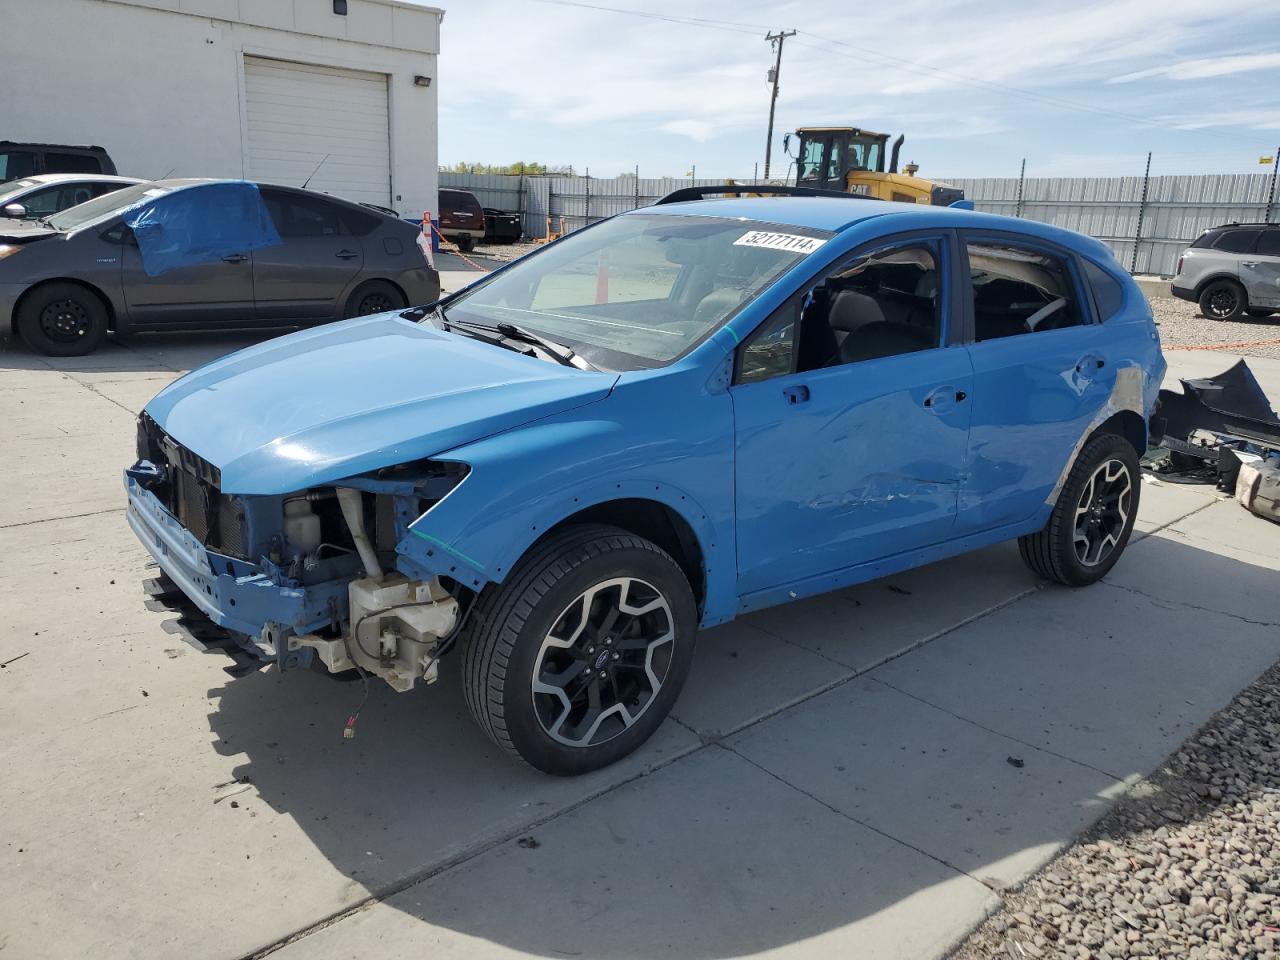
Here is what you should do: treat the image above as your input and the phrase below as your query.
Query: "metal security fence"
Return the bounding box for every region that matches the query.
[441,170,1280,276]
[438,172,764,241]
[946,173,1279,276]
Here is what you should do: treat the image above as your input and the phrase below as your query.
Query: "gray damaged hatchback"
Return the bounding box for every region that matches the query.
[0,179,439,356]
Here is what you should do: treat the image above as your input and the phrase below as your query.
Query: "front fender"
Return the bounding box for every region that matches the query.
[394,374,739,627]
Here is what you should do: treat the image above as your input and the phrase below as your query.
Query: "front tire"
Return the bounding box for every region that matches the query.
[1019,433,1140,586]
[462,524,697,775]
[16,282,109,356]
[1199,280,1247,321]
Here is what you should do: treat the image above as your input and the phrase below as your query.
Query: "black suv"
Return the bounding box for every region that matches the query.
[0,142,117,182]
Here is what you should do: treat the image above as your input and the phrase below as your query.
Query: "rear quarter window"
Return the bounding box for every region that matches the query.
[1213,229,1261,254]
[1259,231,1280,257]
[1083,260,1125,320]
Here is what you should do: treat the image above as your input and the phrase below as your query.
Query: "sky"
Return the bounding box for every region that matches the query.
[431,0,1280,181]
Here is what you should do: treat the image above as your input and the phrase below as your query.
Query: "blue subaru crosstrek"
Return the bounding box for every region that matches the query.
[126,188,1166,774]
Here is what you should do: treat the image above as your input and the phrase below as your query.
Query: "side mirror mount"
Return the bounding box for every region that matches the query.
[2,203,28,219]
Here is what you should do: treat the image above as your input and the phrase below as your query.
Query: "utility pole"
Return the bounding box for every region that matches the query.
[762,29,796,181]
[1265,145,1280,224]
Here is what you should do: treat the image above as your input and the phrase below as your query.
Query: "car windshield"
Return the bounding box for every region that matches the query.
[46,182,171,232]
[0,179,41,203]
[441,213,831,370]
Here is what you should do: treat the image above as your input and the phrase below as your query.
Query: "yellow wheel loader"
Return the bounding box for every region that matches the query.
[785,127,963,206]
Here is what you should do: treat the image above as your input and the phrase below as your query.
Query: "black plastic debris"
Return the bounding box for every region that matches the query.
[1151,360,1280,490]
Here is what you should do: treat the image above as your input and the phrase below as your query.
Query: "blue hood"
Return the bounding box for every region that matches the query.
[144,314,618,494]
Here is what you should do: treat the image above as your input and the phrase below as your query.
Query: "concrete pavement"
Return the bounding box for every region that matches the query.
[1,332,1278,960]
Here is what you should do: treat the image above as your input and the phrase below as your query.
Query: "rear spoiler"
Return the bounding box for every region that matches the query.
[655,184,882,205]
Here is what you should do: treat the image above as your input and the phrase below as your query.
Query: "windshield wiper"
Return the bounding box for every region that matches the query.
[445,316,595,370]
[492,322,589,368]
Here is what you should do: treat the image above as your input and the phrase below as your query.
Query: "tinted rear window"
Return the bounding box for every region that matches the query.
[1213,229,1261,254]
[45,152,102,174]
[1258,231,1280,257]
[1083,260,1125,320]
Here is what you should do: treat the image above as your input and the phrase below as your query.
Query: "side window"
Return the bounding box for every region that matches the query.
[1213,229,1261,254]
[0,150,37,181]
[738,299,798,383]
[1257,231,1280,257]
[15,186,65,216]
[262,190,346,238]
[1083,259,1125,321]
[45,152,101,174]
[966,242,1082,341]
[738,241,941,382]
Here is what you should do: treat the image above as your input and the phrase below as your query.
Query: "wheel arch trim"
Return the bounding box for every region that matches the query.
[1043,364,1148,506]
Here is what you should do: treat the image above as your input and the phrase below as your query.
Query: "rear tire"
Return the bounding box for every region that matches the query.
[1198,280,1247,321]
[16,282,109,356]
[462,523,697,775]
[456,235,476,253]
[344,280,406,319]
[1018,433,1140,587]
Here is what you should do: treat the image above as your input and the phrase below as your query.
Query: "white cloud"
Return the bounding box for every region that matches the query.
[1110,51,1280,83]
[661,119,716,141]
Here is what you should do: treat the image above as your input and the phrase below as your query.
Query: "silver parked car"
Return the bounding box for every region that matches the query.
[0,173,141,219]
[1171,222,1280,321]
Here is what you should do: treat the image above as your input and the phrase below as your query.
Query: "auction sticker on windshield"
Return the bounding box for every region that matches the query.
[733,231,826,254]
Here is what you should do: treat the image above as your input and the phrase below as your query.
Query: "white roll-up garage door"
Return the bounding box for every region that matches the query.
[243,56,391,206]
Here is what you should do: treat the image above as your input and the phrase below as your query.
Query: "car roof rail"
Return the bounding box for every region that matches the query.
[654,184,881,205]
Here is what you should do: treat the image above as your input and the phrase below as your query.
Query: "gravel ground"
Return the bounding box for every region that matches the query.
[1152,297,1280,360]
[952,660,1280,960]
[471,238,542,263]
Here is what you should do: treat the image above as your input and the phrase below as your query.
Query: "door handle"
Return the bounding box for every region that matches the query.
[222,253,248,264]
[1075,355,1104,374]
[923,386,960,410]
[1241,261,1259,267]
[336,249,359,260]
[783,385,809,405]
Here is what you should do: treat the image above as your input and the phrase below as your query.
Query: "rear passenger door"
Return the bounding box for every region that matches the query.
[956,234,1118,534]
[254,189,365,320]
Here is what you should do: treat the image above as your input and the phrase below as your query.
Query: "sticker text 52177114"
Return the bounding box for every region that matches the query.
[732,231,826,255]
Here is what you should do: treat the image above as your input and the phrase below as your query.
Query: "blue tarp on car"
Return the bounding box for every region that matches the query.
[124,181,280,277]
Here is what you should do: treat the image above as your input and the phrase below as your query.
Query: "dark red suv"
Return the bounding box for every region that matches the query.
[438,188,485,252]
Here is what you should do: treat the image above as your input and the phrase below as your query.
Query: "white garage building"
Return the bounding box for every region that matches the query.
[3,0,442,218]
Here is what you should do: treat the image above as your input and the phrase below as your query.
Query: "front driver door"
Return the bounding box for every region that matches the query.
[1241,229,1280,311]
[731,234,973,597]
[121,232,254,325]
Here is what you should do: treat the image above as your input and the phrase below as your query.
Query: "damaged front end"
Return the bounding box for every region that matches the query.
[126,412,471,690]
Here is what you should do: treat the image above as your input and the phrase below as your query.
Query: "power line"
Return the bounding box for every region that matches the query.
[516,0,1272,149]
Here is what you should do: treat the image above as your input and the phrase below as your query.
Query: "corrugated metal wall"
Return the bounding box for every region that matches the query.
[440,171,1279,275]
[438,173,763,240]
[947,174,1277,275]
